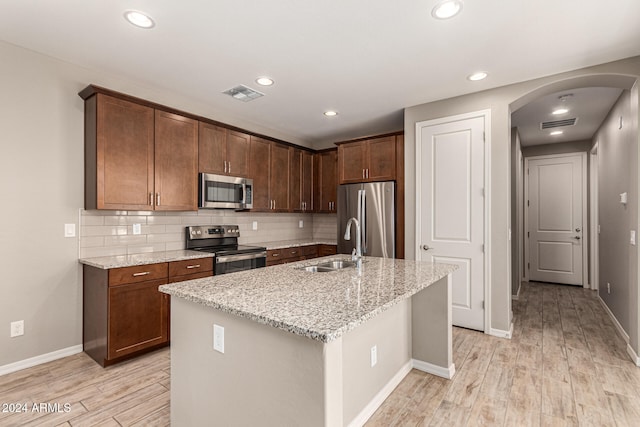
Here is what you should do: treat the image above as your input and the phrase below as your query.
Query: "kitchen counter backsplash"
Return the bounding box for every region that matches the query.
[79,209,337,259]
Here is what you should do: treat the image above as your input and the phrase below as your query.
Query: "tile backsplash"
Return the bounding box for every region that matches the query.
[79,209,337,258]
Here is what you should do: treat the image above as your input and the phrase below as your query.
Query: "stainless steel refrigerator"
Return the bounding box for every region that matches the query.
[337,181,395,258]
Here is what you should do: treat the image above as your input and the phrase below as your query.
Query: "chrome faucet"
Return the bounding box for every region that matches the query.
[344,217,362,268]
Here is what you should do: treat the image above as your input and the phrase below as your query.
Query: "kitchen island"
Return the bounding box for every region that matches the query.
[159,256,457,427]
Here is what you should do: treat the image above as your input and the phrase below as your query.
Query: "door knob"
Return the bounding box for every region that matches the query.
[421,245,433,251]
[575,227,581,232]
[573,236,581,240]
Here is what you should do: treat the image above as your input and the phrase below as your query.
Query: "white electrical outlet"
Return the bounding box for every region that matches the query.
[252,221,258,231]
[370,345,377,367]
[607,282,611,294]
[213,324,225,353]
[64,223,76,238]
[132,223,142,235]
[10,320,24,338]
[299,220,304,229]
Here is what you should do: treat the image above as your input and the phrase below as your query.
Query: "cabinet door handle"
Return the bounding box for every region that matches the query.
[149,193,153,206]
[132,271,151,277]
[186,264,201,269]
[228,162,231,174]
[224,161,227,173]
[366,169,369,179]
[156,193,160,206]
[362,169,365,179]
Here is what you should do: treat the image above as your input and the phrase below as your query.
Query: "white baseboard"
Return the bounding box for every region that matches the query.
[489,322,513,339]
[0,345,83,377]
[512,283,521,300]
[412,359,455,379]
[627,343,640,367]
[597,295,640,366]
[348,361,413,427]
[597,295,630,343]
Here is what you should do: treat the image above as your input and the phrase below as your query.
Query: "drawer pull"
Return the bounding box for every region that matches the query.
[272,253,279,257]
[132,272,151,277]
[185,264,201,269]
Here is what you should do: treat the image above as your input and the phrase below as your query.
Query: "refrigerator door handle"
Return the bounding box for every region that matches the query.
[359,189,366,255]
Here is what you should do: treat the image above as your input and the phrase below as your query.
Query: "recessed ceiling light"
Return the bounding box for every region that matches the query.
[124,10,155,29]
[550,130,563,136]
[256,77,274,86]
[467,72,488,81]
[324,111,338,117]
[552,108,569,115]
[431,0,464,19]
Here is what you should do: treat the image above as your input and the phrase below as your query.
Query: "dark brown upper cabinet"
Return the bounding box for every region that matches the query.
[291,148,314,212]
[337,135,396,184]
[314,149,337,213]
[199,122,250,177]
[82,90,197,211]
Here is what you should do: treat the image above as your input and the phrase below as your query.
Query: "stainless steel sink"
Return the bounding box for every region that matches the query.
[296,259,357,273]
[317,260,355,269]
[300,266,335,273]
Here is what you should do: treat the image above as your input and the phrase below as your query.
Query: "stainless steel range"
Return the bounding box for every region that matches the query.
[186,225,267,275]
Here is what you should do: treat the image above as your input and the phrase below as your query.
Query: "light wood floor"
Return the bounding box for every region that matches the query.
[366,282,640,426]
[1,281,638,426]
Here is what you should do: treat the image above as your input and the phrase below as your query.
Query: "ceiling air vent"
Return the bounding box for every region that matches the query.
[222,85,264,102]
[540,118,578,129]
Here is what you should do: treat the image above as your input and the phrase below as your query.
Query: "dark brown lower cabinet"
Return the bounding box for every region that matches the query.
[318,244,338,257]
[108,279,169,361]
[83,258,213,367]
[266,244,337,266]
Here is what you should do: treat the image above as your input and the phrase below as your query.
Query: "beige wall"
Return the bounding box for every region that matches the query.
[404,56,640,334]
[521,139,592,158]
[170,296,412,426]
[0,40,334,368]
[594,88,639,350]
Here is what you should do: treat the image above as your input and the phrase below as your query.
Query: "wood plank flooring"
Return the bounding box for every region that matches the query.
[0,281,638,426]
[367,282,640,426]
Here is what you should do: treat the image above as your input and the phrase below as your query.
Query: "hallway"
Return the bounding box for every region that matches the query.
[366,282,640,426]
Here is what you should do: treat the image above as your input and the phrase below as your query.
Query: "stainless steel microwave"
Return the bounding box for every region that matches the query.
[198,173,253,210]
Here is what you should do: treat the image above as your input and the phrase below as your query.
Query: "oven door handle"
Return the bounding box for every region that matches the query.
[216,251,267,263]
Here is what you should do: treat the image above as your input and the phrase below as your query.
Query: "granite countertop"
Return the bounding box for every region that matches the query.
[160,256,457,343]
[79,250,214,269]
[263,239,337,250]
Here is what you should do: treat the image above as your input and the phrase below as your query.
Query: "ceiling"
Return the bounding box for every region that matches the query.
[511,87,624,147]
[1,0,640,147]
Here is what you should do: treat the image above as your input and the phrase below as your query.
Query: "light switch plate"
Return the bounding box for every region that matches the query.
[299,220,304,228]
[631,230,636,246]
[620,192,628,204]
[132,223,141,235]
[252,221,258,231]
[213,324,225,353]
[64,223,76,238]
[370,345,377,367]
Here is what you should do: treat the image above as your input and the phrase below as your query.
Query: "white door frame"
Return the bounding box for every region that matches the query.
[415,109,492,335]
[589,143,599,290]
[523,152,588,286]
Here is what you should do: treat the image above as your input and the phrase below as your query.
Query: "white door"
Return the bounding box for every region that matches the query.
[526,154,585,285]
[416,114,486,331]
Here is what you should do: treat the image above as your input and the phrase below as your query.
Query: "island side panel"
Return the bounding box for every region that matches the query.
[342,298,412,426]
[170,297,342,427]
[411,275,454,378]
